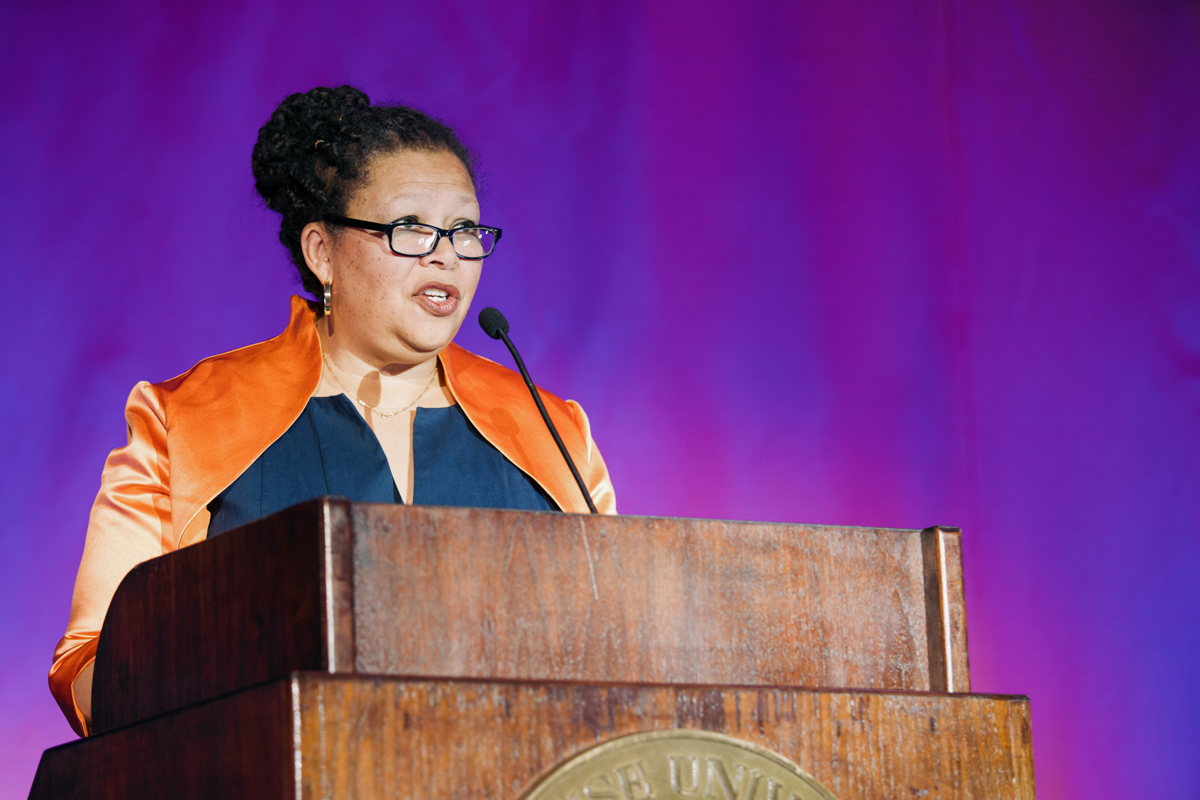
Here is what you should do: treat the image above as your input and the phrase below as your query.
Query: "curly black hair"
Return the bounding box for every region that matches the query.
[251,85,477,301]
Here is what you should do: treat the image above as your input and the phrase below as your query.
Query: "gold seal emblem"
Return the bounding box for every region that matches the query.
[523,729,838,800]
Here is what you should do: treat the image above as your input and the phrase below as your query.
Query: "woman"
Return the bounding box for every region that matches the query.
[49,86,617,737]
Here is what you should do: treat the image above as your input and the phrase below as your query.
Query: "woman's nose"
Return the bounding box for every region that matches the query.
[420,233,459,269]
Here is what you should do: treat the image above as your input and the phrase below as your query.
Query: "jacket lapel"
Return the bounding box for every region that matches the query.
[161,296,323,544]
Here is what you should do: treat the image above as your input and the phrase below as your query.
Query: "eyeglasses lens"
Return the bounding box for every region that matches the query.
[391,226,437,256]
[451,228,495,258]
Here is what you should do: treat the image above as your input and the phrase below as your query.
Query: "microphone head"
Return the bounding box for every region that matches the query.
[478,306,510,339]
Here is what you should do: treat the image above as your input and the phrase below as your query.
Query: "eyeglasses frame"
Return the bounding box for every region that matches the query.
[325,215,502,260]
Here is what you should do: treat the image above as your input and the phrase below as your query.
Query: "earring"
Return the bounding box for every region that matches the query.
[323,282,332,317]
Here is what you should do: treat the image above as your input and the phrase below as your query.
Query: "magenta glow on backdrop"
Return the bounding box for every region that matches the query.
[2,2,1198,797]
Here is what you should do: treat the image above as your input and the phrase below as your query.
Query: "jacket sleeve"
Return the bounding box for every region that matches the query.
[49,381,174,737]
[565,399,617,515]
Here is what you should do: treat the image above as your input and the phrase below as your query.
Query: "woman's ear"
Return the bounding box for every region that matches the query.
[301,222,334,284]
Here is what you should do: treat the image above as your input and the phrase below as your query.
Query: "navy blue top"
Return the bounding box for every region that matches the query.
[207,394,556,536]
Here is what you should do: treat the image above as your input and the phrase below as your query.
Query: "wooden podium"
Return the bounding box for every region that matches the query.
[30,500,1035,799]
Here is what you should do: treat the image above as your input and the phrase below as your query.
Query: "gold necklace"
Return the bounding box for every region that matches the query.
[321,350,438,419]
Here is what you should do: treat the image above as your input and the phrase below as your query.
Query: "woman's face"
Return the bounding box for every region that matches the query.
[310,147,483,369]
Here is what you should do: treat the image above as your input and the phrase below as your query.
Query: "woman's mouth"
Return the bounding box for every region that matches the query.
[415,283,460,316]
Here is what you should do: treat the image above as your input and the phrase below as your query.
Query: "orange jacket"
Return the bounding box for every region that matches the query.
[50,296,616,736]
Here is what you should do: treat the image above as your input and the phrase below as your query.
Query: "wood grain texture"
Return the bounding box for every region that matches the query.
[938,529,971,693]
[351,505,949,692]
[921,527,947,692]
[30,673,1034,800]
[91,501,972,733]
[296,676,1033,800]
[319,500,356,673]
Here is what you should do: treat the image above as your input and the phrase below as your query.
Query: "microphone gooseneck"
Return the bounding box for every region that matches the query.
[477,307,599,514]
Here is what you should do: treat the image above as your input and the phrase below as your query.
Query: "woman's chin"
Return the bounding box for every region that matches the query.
[396,316,465,357]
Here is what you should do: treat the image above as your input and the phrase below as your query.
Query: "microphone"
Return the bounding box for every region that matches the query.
[478,307,599,514]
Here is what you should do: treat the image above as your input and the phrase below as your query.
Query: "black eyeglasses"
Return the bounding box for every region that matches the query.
[327,215,502,259]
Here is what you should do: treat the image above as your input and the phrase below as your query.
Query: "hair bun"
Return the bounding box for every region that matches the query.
[292,85,371,130]
[251,86,371,213]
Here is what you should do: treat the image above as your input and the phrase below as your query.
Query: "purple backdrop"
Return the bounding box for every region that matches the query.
[2,1,1198,797]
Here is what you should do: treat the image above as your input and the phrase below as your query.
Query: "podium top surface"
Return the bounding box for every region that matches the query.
[91,500,969,734]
